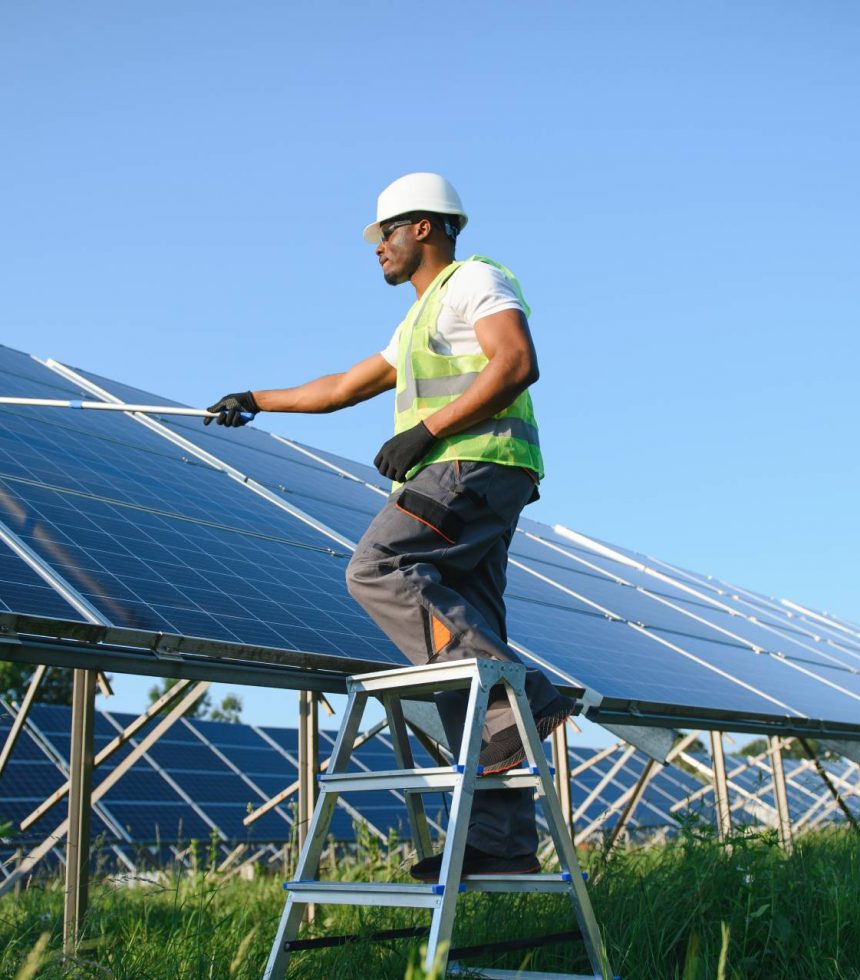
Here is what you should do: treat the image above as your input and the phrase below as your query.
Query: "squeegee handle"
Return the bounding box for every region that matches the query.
[0,397,253,421]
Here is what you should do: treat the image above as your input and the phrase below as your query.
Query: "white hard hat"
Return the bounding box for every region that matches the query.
[363,172,468,243]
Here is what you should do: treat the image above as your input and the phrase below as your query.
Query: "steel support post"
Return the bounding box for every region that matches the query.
[64,668,97,954]
[550,722,573,838]
[0,680,211,899]
[710,731,732,842]
[297,690,319,850]
[767,737,794,852]
[606,757,658,856]
[0,664,47,777]
[20,678,195,831]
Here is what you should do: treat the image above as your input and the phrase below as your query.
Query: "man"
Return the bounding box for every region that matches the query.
[206,172,576,879]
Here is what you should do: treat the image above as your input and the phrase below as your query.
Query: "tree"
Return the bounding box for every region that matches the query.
[0,663,74,706]
[147,678,212,718]
[209,693,243,724]
[739,736,829,760]
[146,680,243,723]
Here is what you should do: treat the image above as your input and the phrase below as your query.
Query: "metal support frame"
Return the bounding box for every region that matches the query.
[0,663,47,777]
[245,719,388,827]
[551,721,573,837]
[799,737,860,834]
[297,690,319,850]
[574,731,703,849]
[710,731,732,841]
[0,680,211,898]
[767,736,794,852]
[265,659,611,980]
[605,759,658,856]
[63,669,97,953]
[20,678,195,831]
[574,745,636,829]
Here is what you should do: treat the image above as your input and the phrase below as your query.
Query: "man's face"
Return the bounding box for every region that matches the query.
[375,216,423,286]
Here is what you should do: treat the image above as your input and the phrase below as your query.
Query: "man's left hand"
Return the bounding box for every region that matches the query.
[374,422,438,482]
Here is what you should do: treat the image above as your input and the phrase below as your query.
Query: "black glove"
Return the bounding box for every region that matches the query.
[204,391,260,427]
[374,421,438,482]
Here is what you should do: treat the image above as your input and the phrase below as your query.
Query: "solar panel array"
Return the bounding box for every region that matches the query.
[681,750,860,830]
[0,344,859,739]
[5,703,856,880]
[0,701,449,876]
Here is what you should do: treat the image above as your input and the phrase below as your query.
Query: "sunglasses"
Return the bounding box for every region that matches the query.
[379,217,419,242]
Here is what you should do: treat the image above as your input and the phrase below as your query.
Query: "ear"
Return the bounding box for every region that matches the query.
[414,217,434,243]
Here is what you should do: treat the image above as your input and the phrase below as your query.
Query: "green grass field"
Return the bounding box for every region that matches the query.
[2,825,858,979]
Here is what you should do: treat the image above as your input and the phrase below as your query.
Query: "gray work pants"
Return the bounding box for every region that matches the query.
[346,460,559,857]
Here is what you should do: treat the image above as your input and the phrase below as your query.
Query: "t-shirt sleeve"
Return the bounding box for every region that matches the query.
[446,262,525,326]
[379,324,400,366]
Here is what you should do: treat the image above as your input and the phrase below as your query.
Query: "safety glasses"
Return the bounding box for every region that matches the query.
[379,216,419,242]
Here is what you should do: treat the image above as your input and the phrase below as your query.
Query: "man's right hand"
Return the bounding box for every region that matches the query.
[204,391,260,427]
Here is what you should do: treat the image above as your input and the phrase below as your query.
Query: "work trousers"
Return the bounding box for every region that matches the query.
[346,459,559,857]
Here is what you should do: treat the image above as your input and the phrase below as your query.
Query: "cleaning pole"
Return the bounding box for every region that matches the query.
[0,397,254,422]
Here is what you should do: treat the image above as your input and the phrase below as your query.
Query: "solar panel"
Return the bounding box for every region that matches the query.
[505,521,860,725]
[0,702,449,852]
[0,538,86,621]
[0,347,859,741]
[63,362,390,544]
[0,346,401,665]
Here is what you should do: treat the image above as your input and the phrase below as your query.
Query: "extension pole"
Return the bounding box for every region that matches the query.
[0,397,251,420]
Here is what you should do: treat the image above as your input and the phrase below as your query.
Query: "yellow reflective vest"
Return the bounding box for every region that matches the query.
[394,256,544,483]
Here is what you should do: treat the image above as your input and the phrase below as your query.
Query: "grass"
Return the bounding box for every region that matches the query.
[1,824,858,979]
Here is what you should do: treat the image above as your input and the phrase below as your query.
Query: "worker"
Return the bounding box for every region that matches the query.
[206,173,576,880]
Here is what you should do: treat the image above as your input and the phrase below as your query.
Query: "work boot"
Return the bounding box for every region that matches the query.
[410,844,540,882]
[479,693,578,775]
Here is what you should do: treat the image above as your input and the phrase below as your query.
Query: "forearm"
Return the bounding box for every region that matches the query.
[252,354,397,415]
[423,355,536,439]
[252,374,352,415]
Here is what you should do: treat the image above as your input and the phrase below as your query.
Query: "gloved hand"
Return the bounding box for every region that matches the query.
[374,421,438,482]
[204,391,260,427]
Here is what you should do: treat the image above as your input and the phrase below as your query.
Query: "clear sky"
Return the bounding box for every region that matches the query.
[1,3,858,742]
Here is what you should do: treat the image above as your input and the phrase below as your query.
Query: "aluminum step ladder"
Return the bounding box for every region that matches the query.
[264,658,613,979]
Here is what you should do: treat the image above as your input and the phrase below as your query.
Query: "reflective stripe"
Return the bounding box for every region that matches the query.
[394,256,544,482]
[462,416,541,447]
[395,264,461,413]
[399,372,481,410]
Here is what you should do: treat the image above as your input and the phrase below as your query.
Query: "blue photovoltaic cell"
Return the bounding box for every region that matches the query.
[532,522,860,662]
[505,594,799,716]
[563,527,860,654]
[69,364,389,545]
[0,703,451,847]
[3,347,860,732]
[510,521,860,720]
[566,744,713,832]
[509,534,860,706]
[0,346,401,664]
[0,538,85,621]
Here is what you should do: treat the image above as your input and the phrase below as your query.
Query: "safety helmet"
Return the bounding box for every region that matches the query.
[363,172,468,243]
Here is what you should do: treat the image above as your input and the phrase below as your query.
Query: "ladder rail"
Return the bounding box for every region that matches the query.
[264,661,612,980]
[382,693,433,860]
[264,690,369,979]
[508,683,609,978]
[422,664,489,975]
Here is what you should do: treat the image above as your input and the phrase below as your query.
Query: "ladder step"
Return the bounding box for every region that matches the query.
[448,967,600,979]
[461,873,575,894]
[319,766,542,793]
[283,879,455,909]
[349,658,526,696]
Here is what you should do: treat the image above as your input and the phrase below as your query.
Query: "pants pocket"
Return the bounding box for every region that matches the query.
[395,487,465,545]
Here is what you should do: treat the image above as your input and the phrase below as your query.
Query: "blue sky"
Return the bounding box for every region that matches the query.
[1,3,858,740]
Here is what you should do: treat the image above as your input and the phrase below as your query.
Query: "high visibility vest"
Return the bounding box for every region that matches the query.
[394,255,544,483]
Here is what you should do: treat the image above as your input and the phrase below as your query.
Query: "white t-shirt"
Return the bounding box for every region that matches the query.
[380,261,525,366]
